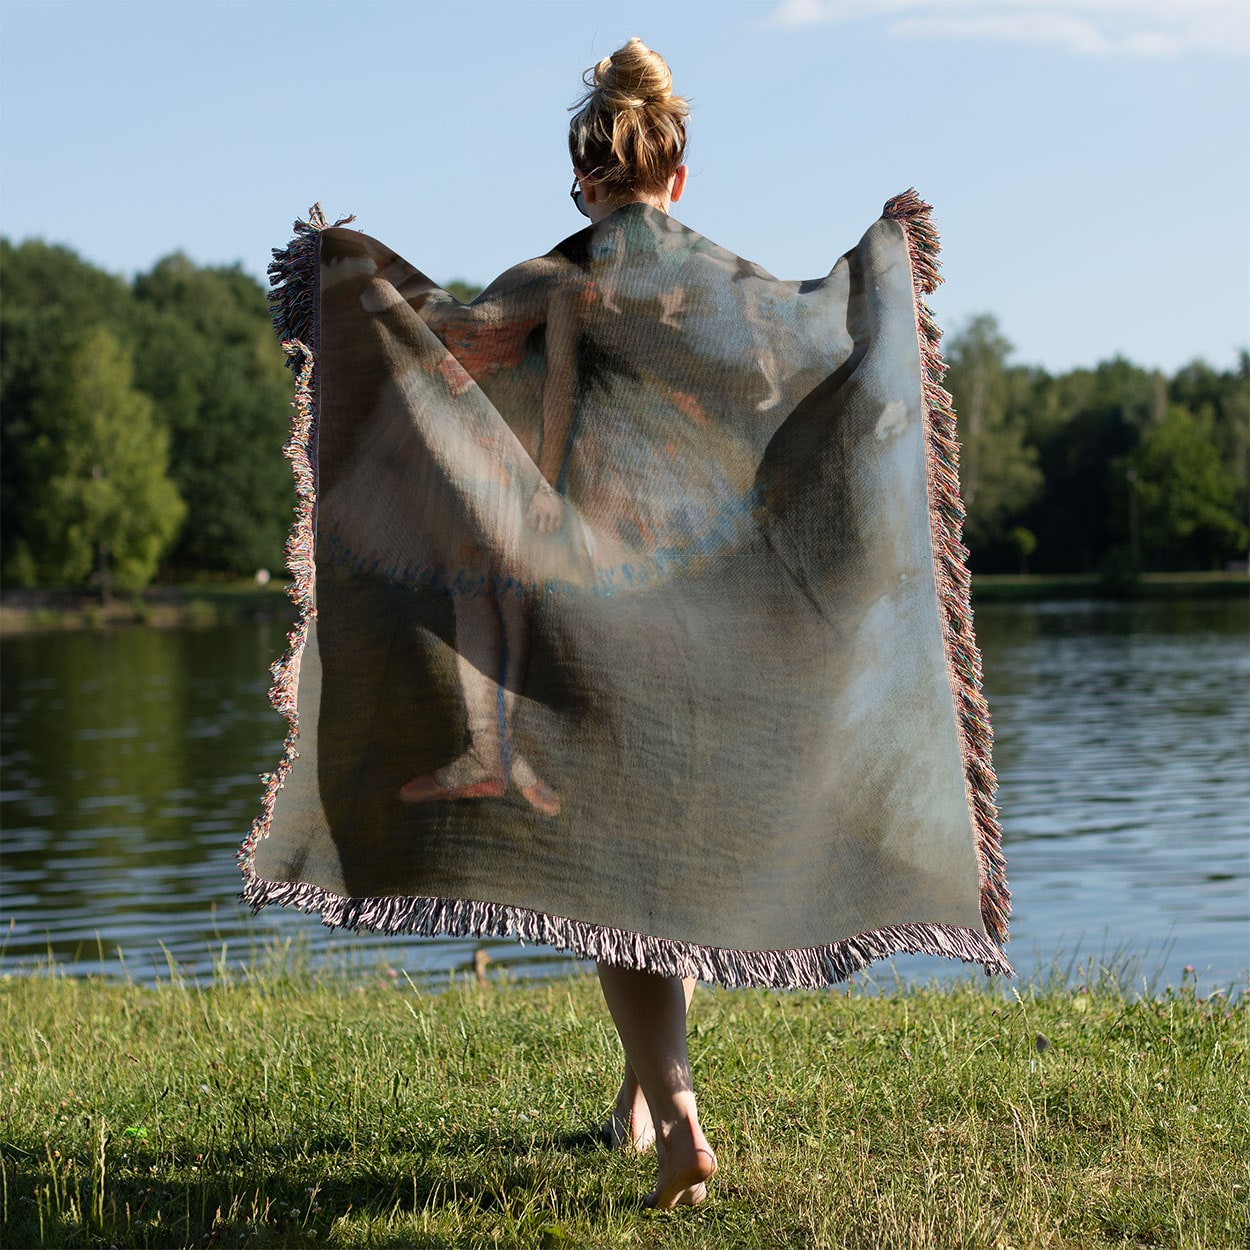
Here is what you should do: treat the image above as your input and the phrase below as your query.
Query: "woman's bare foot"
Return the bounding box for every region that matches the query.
[594,967,710,1208]
[602,1072,655,1151]
[645,1116,717,1210]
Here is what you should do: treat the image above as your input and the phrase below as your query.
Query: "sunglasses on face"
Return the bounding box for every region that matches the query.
[570,177,589,219]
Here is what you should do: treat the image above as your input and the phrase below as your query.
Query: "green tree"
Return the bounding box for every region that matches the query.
[1131,405,1246,569]
[21,327,185,597]
[131,255,293,574]
[444,279,483,303]
[943,315,1043,560]
[1007,526,1037,574]
[1169,353,1250,537]
[1020,357,1160,573]
[1,239,138,579]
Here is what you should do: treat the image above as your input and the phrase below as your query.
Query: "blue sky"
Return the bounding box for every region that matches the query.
[2,0,1246,374]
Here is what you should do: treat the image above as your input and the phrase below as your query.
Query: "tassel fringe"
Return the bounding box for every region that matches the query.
[884,188,1011,949]
[240,872,1013,988]
[238,198,1013,989]
[237,205,347,873]
[265,203,355,359]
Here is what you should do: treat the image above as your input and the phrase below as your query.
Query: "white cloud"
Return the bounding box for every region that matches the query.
[766,0,1250,57]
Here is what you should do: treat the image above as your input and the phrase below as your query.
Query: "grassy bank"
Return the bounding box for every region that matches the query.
[2,966,1245,1249]
[2,571,1245,634]
[970,570,1248,602]
[0,581,295,634]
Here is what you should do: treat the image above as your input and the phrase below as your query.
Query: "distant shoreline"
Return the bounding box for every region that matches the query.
[0,582,293,634]
[1,571,1245,634]
[969,569,1248,602]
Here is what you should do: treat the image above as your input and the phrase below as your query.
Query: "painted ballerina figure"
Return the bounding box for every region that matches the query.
[355,274,583,819]
[368,142,696,821]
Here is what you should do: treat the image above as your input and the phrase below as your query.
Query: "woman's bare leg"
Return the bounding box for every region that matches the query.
[596,964,716,1208]
[603,977,696,1152]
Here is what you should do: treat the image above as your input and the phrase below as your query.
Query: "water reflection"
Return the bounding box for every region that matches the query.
[2,598,1246,990]
[967,597,1249,991]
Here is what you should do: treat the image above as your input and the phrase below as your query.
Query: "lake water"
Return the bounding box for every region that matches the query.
[2,598,1247,994]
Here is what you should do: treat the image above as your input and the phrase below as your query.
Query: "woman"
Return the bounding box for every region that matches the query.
[247,33,1010,1220]
[406,37,716,1207]
[565,42,718,1209]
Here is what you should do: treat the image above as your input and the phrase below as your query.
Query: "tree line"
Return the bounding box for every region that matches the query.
[1,238,1245,595]
[2,239,294,595]
[945,315,1247,576]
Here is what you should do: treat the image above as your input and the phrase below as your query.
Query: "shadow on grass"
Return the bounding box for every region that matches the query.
[6,1124,631,1249]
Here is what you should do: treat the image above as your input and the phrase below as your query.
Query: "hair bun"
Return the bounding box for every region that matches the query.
[594,36,673,109]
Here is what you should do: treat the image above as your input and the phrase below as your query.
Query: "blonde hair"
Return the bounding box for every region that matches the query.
[568,38,689,198]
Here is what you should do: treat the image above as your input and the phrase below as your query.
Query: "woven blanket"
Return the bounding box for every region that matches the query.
[239,192,1011,987]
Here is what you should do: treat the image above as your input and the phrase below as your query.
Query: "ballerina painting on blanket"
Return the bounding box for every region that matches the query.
[342,209,758,823]
[393,352,571,818]
[350,259,584,819]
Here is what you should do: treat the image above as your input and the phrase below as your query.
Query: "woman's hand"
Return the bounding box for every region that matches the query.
[526,484,564,534]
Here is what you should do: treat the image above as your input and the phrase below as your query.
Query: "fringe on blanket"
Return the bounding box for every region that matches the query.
[884,189,1010,948]
[237,198,1013,988]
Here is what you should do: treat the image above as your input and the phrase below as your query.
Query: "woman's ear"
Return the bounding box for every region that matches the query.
[669,164,688,203]
[575,168,599,206]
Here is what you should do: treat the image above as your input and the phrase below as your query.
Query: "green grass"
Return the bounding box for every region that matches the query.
[2,962,1245,1249]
